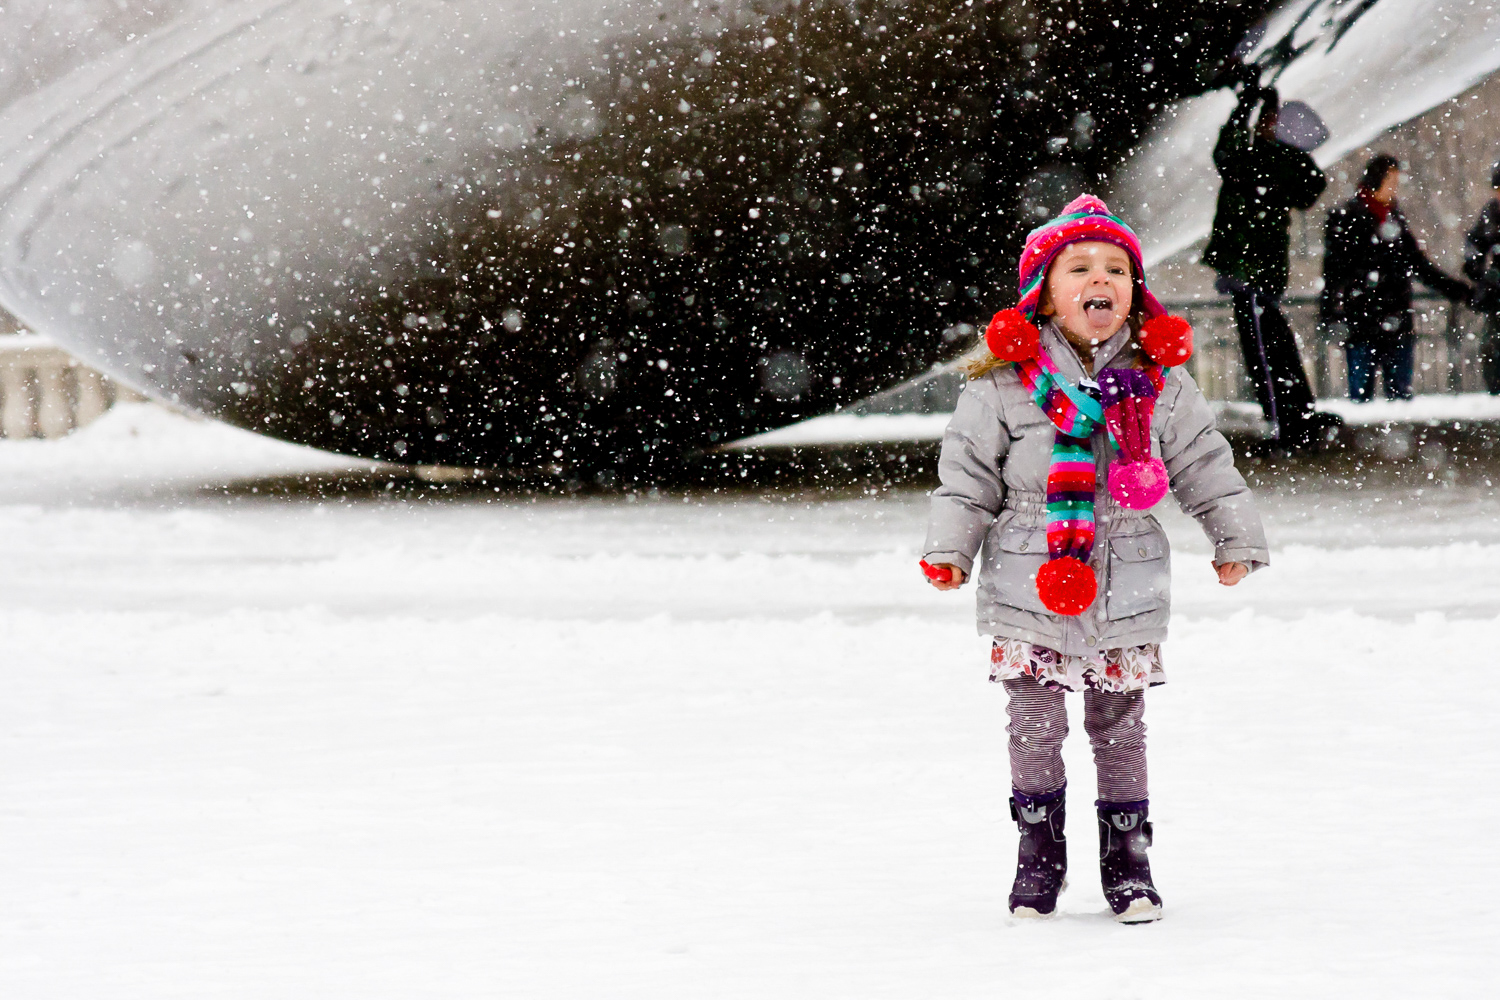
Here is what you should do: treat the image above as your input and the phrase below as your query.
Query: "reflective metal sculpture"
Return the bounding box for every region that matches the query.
[0,0,1022,475]
[1115,0,1500,266]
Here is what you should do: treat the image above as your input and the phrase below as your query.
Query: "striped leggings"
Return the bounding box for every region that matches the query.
[1003,677,1147,802]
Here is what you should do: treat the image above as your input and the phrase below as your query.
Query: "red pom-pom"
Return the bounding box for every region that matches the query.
[919,559,953,583]
[1035,557,1097,616]
[984,308,1041,362]
[1139,314,1194,366]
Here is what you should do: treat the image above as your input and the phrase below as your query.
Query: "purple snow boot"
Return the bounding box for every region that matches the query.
[1097,800,1162,923]
[1008,786,1067,917]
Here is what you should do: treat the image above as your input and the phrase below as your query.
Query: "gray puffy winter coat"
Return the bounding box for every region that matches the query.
[922,322,1268,655]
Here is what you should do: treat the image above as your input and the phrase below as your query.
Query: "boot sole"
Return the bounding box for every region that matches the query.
[1010,905,1054,919]
[1114,897,1163,924]
[1009,879,1068,919]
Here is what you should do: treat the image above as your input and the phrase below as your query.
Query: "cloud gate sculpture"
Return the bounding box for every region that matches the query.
[22,1,1486,474]
[0,0,1031,476]
[1116,0,1500,266]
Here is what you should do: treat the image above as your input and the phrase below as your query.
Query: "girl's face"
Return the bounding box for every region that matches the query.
[1039,241,1134,351]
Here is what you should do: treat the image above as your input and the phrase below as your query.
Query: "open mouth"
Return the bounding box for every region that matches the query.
[1083,295,1116,328]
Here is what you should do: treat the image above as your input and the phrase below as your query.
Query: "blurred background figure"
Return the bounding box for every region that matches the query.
[1203,80,1331,449]
[1320,154,1470,402]
[1465,160,1500,394]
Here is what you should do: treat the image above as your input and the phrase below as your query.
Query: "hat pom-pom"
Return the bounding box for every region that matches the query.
[1139,314,1193,366]
[1035,556,1097,616]
[984,308,1041,362]
[1108,457,1169,510]
[1061,194,1111,217]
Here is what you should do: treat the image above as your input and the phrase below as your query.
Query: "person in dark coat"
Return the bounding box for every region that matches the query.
[1463,160,1500,394]
[1320,154,1470,401]
[1203,85,1330,448]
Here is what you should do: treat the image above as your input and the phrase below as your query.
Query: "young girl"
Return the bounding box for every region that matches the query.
[921,195,1267,923]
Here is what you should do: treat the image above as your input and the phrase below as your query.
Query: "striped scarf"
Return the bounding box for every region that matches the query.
[1015,344,1167,616]
[1016,348,1106,567]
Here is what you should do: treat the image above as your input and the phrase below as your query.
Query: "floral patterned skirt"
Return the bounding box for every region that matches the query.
[990,637,1165,694]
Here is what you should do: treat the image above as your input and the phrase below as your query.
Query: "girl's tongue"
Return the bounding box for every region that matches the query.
[1083,295,1116,330]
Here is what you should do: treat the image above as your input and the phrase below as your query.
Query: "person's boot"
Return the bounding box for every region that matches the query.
[1097,799,1162,923]
[1298,409,1345,451]
[1008,786,1067,917]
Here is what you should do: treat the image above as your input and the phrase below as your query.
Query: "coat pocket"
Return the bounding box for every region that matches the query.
[982,523,1052,615]
[1105,531,1170,620]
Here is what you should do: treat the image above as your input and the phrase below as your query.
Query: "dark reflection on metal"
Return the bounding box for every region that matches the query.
[0,0,1014,474]
[0,1,1255,477]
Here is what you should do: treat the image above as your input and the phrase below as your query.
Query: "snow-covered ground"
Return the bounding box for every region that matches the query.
[2,405,1498,998]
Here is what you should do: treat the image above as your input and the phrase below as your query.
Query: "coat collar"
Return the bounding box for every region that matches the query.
[1347,193,1404,228]
[1039,320,1134,379]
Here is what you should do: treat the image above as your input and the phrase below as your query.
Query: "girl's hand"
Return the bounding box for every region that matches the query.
[925,563,966,591]
[1215,561,1249,586]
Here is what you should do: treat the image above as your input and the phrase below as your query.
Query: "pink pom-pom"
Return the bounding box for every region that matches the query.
[1108,458,1169,510]
[984,308,1041,362]
[1036,556,1097,616]
[1139,314,1194,366]
[1060,194,1111,217]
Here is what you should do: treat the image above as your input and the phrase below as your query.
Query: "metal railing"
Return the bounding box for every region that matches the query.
[1168,292,1486,403]
[849,292,1491,419]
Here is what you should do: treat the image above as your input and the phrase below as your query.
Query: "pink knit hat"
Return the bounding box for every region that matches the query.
[1015,194,1166,324]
